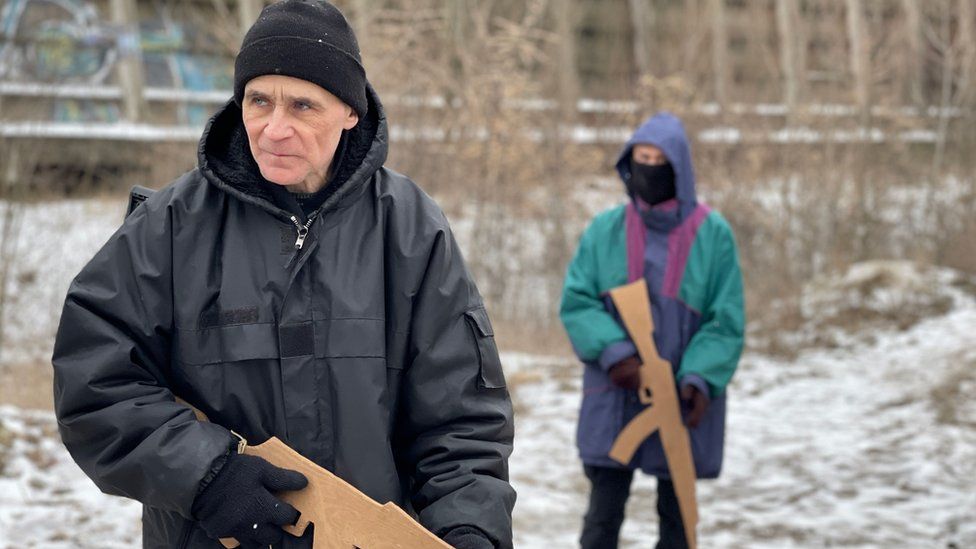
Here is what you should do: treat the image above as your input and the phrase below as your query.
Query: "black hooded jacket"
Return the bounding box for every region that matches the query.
[52,84,516,548]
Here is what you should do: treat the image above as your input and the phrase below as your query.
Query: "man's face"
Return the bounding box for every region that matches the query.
[242,75,360,192]
[632,143,668,166]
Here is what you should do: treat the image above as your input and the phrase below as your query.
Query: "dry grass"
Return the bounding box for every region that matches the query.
[0,361,54,411]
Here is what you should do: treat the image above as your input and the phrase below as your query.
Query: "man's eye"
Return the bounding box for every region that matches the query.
[294,101,311,111]
[251,96,268,107]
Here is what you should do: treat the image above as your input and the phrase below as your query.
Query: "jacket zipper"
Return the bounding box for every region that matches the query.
[289,214,317,250]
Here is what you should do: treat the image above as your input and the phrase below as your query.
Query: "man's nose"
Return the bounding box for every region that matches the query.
[263,107,295,140]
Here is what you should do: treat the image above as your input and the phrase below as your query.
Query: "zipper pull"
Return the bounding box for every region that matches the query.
[290,215,310,250]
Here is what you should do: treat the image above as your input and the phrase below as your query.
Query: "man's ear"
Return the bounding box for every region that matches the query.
[343,108,360,130]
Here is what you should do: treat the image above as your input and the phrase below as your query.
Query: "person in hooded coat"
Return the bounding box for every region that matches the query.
[51,2,515,548]
[559,113,744,548]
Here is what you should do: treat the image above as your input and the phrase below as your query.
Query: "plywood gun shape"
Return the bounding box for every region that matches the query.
[608,279,698,549]
[215,437,451,549]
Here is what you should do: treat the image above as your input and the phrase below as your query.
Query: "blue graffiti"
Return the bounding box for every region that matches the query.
[1,0,233,124]
[0,0,116,82]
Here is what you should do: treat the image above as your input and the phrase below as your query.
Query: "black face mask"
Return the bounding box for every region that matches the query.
[629,159,677,206]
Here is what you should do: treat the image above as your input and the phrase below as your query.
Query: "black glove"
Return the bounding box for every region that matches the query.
[680,384,709,429]
[191,450,308,547]
[608,355,642,391]
[443,526,495,549]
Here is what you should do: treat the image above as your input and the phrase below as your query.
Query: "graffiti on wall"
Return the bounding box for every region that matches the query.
[0,0,233,124]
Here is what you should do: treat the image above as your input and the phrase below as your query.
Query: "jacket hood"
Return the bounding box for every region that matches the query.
[197,81,389,219]
[615,112,697,219]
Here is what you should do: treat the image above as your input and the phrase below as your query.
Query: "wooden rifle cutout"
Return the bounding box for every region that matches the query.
[608,279,698,549]
[218,437,451,549]
[177,403,450,549]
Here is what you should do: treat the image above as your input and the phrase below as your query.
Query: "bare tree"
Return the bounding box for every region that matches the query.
[709,0,730,107]
[110,0,146,121]
[239,0,264,40]
[0,142,25,369]
[776,0,802,113]
[901,0,926,106]
[628,0,653,81]
[845,0,870,113]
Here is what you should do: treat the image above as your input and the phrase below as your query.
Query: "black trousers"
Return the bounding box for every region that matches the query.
[580,465,689,549]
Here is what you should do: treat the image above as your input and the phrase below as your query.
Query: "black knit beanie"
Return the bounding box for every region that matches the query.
[234,0,368,118]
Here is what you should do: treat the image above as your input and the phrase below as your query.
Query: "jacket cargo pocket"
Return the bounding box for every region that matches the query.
[464,307,506,389]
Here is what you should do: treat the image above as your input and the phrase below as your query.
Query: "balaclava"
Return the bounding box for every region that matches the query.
[629,157,677,206]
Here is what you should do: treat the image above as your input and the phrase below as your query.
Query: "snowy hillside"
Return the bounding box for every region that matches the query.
[0,255,976,549]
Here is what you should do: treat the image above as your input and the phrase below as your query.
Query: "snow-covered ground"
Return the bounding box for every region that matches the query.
[0,407,142,547]
[2,262,974,546]
[1,199,975,547]
[508,262,976,548]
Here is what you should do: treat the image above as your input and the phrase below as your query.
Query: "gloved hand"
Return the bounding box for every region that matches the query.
[443,526,495,549]
[680,383,709,429]
[608,355,642,391]
[191,450,308,547]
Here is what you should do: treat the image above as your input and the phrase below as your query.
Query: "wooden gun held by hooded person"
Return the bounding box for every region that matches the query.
[608,279,698,549]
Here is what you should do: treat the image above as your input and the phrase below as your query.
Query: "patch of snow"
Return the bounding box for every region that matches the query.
[0,406,142,547]
[0,199,124,367]
[0,122,203,142]
[898,129,938,143]
[698,127,742,144]
[1,232,974,547]
[509,265,976,547]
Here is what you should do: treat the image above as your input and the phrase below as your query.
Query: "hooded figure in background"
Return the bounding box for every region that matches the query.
[52,1,515,548]
[560,113,744,548]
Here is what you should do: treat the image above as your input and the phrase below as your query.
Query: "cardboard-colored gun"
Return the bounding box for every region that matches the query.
[216,436,451,549]
[608,279,698,549]
[177,406,448,549]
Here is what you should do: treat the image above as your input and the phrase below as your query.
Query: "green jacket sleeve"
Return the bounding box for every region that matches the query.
[677,214,745,397]
[559,212,630,365]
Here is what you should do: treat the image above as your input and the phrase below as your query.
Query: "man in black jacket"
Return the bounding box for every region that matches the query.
[51,2,515,548]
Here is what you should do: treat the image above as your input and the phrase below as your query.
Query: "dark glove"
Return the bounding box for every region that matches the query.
[608,355,642,391]
[191,450,308,547]
[443,526,495,549]
[680,383,709,429]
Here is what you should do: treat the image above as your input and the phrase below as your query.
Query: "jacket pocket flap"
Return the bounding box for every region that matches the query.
[464,307,494,337]
[463,308,505,389]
